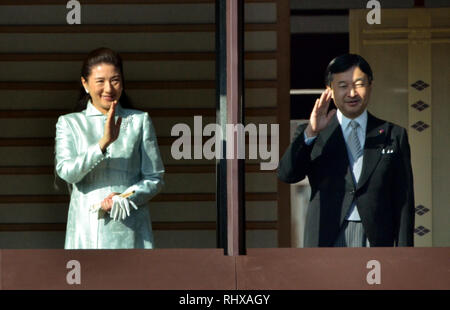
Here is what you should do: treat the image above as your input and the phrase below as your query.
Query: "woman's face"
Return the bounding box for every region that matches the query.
[81,63,123,114]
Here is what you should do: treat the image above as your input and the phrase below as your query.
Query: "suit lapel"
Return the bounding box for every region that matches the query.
[317,115,340,143]
[317,116,355,233]
[320,115,355,183]
[357,113,387,190]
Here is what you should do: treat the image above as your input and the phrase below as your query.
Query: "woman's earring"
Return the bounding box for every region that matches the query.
[85,89,89,94]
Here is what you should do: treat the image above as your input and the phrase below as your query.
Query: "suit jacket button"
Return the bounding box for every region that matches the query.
[350,190,355,195]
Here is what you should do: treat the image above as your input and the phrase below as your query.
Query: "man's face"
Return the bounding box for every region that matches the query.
[327,66,372,119]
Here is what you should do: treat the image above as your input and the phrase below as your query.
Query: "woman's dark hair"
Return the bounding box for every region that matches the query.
[324,53,373,87]
[74,47,133,112]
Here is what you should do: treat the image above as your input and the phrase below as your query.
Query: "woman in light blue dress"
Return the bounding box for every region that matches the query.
[55,48,164,249]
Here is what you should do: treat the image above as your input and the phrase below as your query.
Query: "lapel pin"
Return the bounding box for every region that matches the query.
[379,129,385,134]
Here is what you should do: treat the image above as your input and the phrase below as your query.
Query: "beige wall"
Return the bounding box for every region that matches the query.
[350,8,450,246]
[431,43,450,247]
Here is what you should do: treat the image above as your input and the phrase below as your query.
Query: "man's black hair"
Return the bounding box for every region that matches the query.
[324,53,373,86]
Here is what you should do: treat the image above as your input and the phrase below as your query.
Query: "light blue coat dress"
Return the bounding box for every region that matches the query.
[55,101,164,249]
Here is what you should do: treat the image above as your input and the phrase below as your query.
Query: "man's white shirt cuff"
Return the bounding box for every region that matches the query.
[304,132,317,145]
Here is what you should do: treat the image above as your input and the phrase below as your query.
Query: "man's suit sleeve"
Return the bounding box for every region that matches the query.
[277,124,314,183]
[394,128,415,246]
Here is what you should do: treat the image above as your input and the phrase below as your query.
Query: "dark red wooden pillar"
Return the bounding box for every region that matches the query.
[215,0,245,256]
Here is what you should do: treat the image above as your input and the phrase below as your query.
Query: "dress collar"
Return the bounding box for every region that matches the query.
[85,100,124,117]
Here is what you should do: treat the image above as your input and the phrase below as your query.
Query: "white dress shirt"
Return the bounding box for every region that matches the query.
[337,109,367,221]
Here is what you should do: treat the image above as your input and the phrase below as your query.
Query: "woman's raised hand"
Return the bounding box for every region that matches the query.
[99,100,122,153]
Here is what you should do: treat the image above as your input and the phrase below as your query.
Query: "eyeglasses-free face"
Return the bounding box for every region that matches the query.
[81,63,123,115]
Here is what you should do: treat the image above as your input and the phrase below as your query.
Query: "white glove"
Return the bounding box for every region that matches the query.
[110,195,138,221]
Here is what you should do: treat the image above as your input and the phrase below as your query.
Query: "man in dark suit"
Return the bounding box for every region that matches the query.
[278,54,414,247]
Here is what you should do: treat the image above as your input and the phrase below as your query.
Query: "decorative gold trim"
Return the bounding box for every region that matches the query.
[363,27,450,35]
[363,38,450,45]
